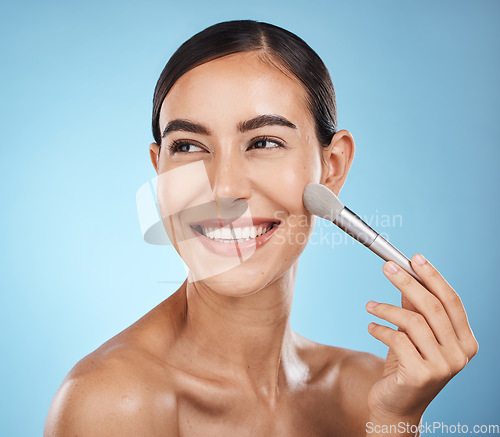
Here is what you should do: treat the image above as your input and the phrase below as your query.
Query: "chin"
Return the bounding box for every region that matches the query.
[187,257,286,298]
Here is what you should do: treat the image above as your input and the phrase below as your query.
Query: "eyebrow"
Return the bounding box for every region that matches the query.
[161,114,297,138]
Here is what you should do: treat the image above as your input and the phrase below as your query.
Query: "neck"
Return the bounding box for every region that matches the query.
[176,263,300,404]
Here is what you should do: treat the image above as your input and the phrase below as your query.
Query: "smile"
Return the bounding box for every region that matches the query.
[188,218,281,256]
[191,223,277,243]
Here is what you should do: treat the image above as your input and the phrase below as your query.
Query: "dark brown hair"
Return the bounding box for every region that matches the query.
[152,20,337,149]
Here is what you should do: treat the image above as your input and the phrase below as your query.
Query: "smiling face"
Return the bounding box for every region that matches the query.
[151,51,331,296]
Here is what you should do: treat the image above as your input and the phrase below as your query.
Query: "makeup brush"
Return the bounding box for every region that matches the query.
[303,183,423,285]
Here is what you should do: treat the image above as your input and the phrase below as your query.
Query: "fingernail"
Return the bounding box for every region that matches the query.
[368,322,378,330]
[385,262,399,274]
[366,300,378,309]
[414,254,426,265]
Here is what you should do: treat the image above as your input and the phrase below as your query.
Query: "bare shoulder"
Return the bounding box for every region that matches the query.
[44,291,186,437]
[335,347,385,404]
[44,343,178,437]
[293,332,385,431]
[294,331,385,385]
[336,344,385,383]
[331,345,386,433]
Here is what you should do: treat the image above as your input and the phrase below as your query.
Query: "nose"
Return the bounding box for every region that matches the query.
[209,149,252,202]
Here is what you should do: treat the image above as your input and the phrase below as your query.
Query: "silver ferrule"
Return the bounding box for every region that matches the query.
[333,207,378,247]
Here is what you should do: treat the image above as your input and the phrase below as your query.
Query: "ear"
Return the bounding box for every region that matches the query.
[320,129,355,196]
[149,142,161,174]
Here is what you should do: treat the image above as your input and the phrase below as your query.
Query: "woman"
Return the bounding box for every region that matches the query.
[44,20,478,436]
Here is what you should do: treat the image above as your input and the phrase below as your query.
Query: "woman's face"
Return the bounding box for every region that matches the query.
[154,51,327,296]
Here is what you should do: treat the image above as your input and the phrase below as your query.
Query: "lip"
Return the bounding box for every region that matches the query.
[189,217,281,257]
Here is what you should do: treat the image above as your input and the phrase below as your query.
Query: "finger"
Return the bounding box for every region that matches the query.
[366,301,442,361]
[410,253,479,357]
[383,261,457,348]
[368,322,423,366]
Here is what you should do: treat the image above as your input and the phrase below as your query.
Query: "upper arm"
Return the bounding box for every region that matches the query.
[44,361,178,436]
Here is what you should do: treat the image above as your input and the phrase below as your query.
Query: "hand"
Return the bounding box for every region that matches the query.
[365,253,478,424]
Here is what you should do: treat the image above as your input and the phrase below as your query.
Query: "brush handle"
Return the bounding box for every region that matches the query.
[334,207,424,285]
[368,235,424,285]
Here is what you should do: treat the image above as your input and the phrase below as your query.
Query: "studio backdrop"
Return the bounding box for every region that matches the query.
[1,0,498,435]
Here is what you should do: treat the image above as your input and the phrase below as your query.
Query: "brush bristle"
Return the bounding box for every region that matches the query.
[303,183,344,221]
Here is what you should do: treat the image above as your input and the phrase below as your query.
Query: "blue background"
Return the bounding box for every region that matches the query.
[1,0,499,435]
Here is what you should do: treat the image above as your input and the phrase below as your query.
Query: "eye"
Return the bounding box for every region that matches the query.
[168,140,205,154]
[248,137,286,150]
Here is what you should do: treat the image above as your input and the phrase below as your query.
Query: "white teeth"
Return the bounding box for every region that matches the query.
[198,224,275,242]
[232,227,243,239]
[220,227,233,239]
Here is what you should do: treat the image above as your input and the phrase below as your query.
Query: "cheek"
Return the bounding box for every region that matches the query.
[254,147,322,250]
[278,167,310,214]
[269,146,323,215]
